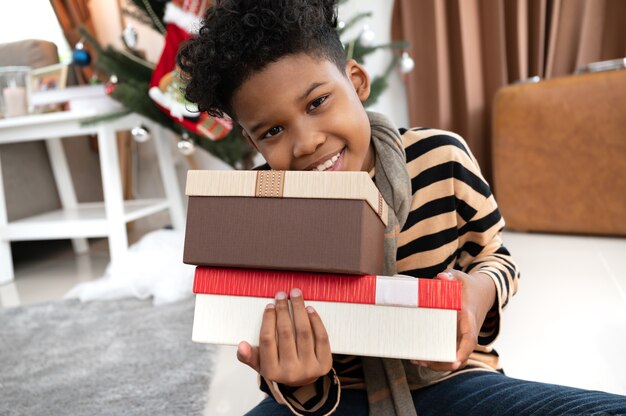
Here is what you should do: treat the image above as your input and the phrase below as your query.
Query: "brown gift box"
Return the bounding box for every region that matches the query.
[183,170,388,275]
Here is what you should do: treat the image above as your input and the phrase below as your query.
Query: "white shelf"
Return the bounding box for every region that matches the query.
[0,110,144,144]
[1,199,170,241]
[0,107,186,284]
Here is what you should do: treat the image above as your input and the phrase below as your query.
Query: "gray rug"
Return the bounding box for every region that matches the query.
[0,297,215,416]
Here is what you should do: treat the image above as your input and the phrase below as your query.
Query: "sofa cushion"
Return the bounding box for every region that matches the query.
[0,39,59,68]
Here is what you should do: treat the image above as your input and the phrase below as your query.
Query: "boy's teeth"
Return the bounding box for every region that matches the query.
[314,151,342,171]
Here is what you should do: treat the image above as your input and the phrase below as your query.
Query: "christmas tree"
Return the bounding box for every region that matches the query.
[80,0,410,169]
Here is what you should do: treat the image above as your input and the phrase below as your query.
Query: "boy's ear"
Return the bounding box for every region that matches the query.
[346,59,371,102]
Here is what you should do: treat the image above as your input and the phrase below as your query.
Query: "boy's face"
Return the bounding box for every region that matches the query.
[232,53,374,172]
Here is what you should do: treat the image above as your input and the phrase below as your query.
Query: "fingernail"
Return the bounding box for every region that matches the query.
[275,291,287,300]
[306,306,315,314]
[290,288,302,298]
[265,303,275,309]
[447,271,454,279]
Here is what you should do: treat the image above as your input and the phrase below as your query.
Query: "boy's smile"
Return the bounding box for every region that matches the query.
[231,53,375,172]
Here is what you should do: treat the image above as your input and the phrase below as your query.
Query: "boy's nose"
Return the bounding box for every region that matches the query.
[292,131,326,159]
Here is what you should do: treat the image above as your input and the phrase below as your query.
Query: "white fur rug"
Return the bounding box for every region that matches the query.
[66,228,195,305]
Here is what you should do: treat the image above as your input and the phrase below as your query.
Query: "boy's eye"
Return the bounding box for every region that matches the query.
[261,126,283,139]
[308,95,328,111]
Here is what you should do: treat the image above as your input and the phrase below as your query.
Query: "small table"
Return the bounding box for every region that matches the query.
[0,109,185,284]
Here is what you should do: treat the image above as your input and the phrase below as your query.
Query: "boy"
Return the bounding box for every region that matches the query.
[178,1,626,415]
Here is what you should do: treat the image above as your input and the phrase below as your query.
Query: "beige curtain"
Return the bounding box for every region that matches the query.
[392,0,626,183]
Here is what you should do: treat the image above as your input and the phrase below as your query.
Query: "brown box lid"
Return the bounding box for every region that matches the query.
[183,170,388,275]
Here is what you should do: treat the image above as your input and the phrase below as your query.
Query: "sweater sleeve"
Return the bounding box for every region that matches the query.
[456,194,520,345]
[258,369,340,415]
[397,128,520,347]
[446,133,520,346]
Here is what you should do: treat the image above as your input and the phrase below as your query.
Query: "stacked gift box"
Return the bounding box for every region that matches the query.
[183,170,461,362]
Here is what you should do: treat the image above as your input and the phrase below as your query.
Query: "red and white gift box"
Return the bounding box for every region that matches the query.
[192,267,461,361]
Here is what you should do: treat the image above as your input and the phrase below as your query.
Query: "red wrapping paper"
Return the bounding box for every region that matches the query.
[193,267,461,310]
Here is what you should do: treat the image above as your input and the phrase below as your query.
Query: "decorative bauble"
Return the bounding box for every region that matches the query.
[122,24,139,49]
[360,24,376,47]
[177,137,196,155]
[72,40,91,67]
[400,51,415,74]
[105,75,119,95]
[105,82,116,95]
[131,125,151,142]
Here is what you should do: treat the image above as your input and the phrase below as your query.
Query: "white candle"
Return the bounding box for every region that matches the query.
[3,85,28,117]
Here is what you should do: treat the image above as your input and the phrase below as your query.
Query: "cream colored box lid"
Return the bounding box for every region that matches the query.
[185,170,388,227]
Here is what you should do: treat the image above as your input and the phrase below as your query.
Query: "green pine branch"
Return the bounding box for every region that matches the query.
[364,54,401,107]
[127,0,167,34]
[337,11,372,37]
[80,109,133,125]
[81,27,154,82]
[193,128,254,168]
[78,26,250,167]
[349,40,410,63]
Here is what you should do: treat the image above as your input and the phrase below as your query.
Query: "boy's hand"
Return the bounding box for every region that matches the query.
[236,288,333,387]
[411,269,496,372]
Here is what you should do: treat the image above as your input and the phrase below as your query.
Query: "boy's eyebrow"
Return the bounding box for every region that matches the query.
[299,82,327,101]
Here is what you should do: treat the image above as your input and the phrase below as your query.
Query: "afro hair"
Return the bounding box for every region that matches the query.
[177,0,345,119]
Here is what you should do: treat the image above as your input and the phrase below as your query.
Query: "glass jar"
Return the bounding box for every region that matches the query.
[0,66,31,118]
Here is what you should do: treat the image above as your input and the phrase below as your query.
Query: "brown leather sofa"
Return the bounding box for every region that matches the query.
[492,68,626,236]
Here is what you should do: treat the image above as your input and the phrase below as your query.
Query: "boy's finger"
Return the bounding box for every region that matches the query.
[307,306,332,368]
[436,269,456,281]
[258,303,278,369]
[456,311,476,363]
[274,291,298,362]
[236,341,261,372]
[456,329,475,364]
[289,288,315,358]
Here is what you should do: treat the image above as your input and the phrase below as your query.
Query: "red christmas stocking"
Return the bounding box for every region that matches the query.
[148,1,232,140]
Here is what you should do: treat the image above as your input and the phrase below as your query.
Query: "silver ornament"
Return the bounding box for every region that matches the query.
[400,51,415,74]
[177,137,196,155]
[131,125,150,142]
[122,24,139,49]
[360,24,376,47]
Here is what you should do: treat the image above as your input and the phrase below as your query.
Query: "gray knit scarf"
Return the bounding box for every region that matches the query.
[362,111,443,416]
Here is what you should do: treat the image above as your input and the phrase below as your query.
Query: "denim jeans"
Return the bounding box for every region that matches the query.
[245,371,626,415]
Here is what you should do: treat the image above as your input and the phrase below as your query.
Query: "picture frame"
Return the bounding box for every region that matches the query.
[29,63,68,92]
[27,63,69,113]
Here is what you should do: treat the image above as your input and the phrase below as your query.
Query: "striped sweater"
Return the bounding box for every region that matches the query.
[258,128,520,415]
